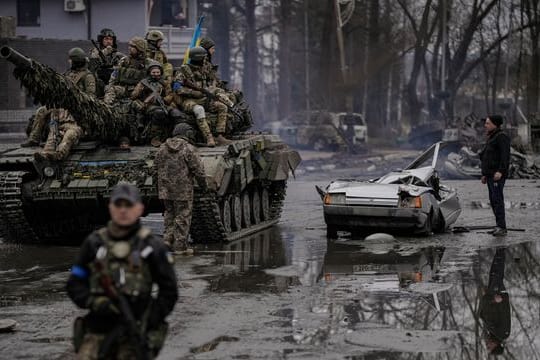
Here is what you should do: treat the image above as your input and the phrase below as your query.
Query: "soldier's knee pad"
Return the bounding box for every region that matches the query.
[193,105,206,119]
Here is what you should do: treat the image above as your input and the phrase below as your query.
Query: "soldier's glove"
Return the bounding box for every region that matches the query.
[102,46,114,56]
[90,296,120,316]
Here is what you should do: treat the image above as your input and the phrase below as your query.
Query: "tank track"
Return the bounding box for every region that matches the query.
[0,171,37,243]
[190,181,287,243]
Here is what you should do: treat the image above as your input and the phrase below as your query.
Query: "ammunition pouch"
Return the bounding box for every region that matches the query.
[72,316,87,353]
[146,321,169,356]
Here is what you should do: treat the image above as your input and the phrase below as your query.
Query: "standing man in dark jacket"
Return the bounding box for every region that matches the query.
[479,247,510,355]
[66,184,178,359]
[479,115,511,236]
[155,123,207,252]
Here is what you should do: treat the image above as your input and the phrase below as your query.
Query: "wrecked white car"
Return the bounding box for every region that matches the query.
[318,142,461,237]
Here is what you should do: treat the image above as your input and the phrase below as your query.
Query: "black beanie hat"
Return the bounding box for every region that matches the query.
[487,115,504,127]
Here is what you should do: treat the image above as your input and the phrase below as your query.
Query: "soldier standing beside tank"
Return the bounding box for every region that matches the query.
[145,30,174,85]
[66,183,178,359]
[131,61,174,146]
[104,36,151,105]
[174,46,232,147]
[155,123,207,252]
[89,28,125,86]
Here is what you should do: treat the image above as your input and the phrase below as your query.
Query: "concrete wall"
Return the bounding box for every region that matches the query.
[0,0,147,42]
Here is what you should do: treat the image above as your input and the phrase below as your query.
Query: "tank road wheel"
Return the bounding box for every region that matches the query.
[241,191,251,228]
[261,188,270,221]
[251,190,261,224]
[231,195,242,231]
[220,198,232,234]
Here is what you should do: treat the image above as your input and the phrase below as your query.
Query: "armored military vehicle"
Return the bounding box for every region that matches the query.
[0,46,301,244]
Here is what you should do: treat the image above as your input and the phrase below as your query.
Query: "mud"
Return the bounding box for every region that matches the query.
[1,173,540,359]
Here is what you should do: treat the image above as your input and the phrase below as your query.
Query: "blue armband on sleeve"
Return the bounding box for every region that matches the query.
[172,81,182,91]
[71,265,89,279]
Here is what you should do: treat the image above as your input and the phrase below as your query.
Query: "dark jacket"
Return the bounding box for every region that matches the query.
[66,223,178,333]
[479,129,511,177]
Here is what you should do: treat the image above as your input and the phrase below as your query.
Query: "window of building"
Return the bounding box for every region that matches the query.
[17,0,41,27]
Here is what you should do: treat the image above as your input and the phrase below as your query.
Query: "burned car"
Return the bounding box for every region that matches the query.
[318,142,461,237]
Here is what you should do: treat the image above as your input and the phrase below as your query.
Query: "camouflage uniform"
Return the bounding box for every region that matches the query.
[155,135,206,250]
[145,30,174,85]
[199,37,237,105]
[104,37,150,105]
[131,71,173,143]
[88,29,125,90]
[29,49,95,161]
[174,58,233,146]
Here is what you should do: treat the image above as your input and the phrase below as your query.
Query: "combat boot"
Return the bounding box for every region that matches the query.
[20,139,39,147]
[215,134,232,146]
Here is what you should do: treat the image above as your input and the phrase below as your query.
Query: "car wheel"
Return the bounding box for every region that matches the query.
[326,225,338,238]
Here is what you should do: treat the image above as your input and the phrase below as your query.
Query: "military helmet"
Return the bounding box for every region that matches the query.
[146,30,164,42]
[172,123,197,143]
[147,60,163,74]
[98,28,117,48]
[189,46,207,62]
[128,36,147,53]
[68,47,87,62]
[199,37,215,51]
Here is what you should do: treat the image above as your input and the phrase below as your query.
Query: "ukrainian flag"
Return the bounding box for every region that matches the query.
[183,15,205,65]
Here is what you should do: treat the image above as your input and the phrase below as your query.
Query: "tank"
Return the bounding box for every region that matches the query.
[0,46,301,244]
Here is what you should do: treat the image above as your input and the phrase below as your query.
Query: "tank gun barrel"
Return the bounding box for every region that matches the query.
[3,47,131,142]
[0,46,33,68]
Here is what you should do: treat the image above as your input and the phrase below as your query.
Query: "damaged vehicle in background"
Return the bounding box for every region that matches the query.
[317,142,461,237]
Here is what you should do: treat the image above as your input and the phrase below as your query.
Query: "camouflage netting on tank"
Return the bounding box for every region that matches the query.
[13,63,128,142]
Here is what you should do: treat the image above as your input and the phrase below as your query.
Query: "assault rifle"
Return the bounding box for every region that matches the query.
[182,80,243,121]
[95,262,150,360]
[91,40,110,66]
[141,79,169,114]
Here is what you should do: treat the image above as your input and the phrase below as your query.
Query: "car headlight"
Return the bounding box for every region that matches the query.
[43,166,55,177]
[399,196,422,208]
[324,193,346,205]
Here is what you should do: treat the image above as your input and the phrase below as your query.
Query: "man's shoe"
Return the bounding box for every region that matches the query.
[215,134,232,146]
[492,227,507,236]
[20,140,39,148]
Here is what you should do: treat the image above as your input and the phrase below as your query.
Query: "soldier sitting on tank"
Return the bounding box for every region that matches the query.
[131,61,174,146]
[104,36,151,105]
[145,30,174,85]
[22,48,96,156]
[89,28,125,87]
[199,37,239,105]
[173,46,234,147]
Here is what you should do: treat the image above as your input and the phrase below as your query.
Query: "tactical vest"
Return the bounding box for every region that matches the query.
[65,69,92,92]
[181,64,208,88]
[89,227,154,298]
[147,49,166,64]
[116,58,147,86]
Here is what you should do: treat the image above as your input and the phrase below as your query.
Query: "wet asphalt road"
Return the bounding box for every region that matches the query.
[1,174,540,359]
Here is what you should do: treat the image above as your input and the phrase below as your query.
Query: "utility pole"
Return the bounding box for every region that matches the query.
[440,0,447,113]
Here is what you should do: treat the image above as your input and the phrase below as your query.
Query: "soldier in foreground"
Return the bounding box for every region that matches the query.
[155,123,207,252]
[174,46,233,147]
[66,184,178,359]
[104,36,151,105]
[145,30,174,85]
